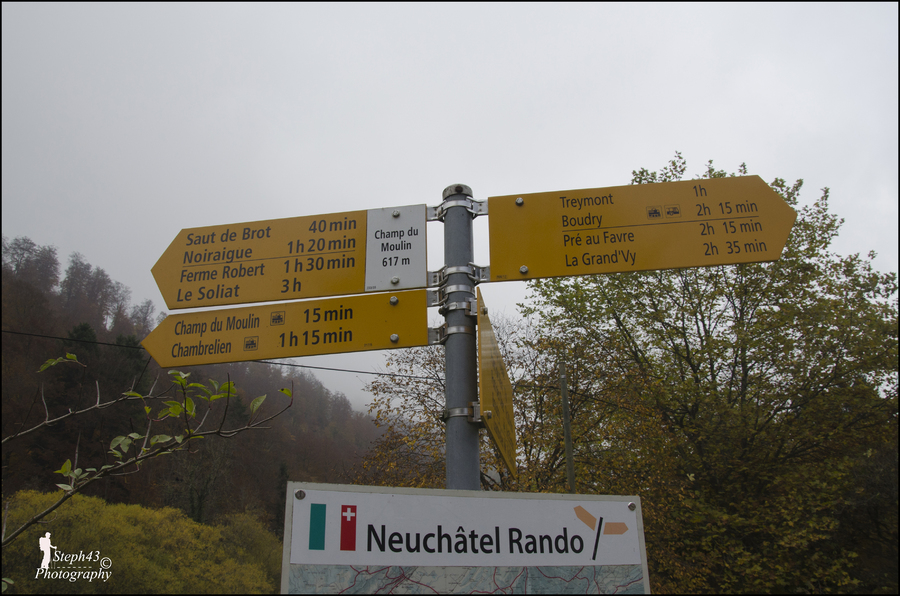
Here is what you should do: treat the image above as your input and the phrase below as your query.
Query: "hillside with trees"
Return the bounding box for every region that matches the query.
[2,237,381,567]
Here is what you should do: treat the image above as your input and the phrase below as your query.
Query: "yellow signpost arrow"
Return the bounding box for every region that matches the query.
[142,290,428,367]
[476,288,517,478]
[153,206,427,310]
[488,175,797,282]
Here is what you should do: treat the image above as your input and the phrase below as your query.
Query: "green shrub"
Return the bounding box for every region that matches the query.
[2,491,279,594]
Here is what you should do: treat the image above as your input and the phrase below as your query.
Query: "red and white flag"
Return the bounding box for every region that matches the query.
[340,505,357,551]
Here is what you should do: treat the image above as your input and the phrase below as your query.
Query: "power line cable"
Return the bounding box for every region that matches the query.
[253,360,442,381]
[2,329,144,349]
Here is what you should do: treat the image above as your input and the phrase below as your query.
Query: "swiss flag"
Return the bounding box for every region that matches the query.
[340,505,357,551]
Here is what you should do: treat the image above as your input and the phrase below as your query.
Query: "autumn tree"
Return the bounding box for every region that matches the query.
[357,345,447,488]
[521,154,898,592]
[356,316,542,491]
[2,236,60,295]
[1,237,60,340]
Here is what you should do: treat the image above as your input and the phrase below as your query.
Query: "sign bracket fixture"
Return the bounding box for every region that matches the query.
[428,322,476,345]
[439,297,477,317]
[426,288,441,307]
[427,262,488,310]
[427,197,488,222]
[427,263,490,289]
[439,401,487,426]
[441,283,474,298]
[428,326,445,345]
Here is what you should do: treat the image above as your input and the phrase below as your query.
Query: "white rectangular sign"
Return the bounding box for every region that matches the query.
[286,484,647,569]
[364,204,427,292]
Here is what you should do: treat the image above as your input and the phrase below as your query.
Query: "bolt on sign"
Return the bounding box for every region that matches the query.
[282,483,651,594]
[476,288,517,479]
[488,175,797,282]
[141,290,428,367]
[153,205,426,310]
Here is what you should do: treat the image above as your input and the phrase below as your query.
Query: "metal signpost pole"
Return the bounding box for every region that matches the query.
[441,184,480,490]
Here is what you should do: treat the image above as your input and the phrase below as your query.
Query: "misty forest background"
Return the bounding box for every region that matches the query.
[2,234,379,521]
[2,235,382,593]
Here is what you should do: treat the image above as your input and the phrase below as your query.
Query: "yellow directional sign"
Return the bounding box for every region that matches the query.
[476,289,517,478]
[488,175,797,281]
[142,290,428,367]
[153,206,427,310]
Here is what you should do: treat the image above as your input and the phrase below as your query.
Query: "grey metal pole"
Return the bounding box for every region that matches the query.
[560,358,576,493]
[442,184,480,490]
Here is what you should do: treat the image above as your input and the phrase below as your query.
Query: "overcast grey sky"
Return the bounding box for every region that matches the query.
[3,3,897,411]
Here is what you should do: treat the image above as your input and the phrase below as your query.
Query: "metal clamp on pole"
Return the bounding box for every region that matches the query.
[428,265,489,289]
[443,284,475,296]
[439,402,491,426]
[427,279,479,310]
[428,199,486,221]
[428,324,475,344]
[446,325,475,336]
[426,185,488,222]
[439,406,472,423]
[444,265,474,277]
[440,297,478,317]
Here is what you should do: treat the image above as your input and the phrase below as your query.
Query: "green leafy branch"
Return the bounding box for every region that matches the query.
[3,353,134,446]
[2,358,292,549]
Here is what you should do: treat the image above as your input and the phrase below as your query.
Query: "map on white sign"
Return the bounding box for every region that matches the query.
[281,483,651,594]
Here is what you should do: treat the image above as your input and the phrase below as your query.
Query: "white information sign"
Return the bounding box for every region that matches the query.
[364,204,427,292]
[281,483,651,594]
